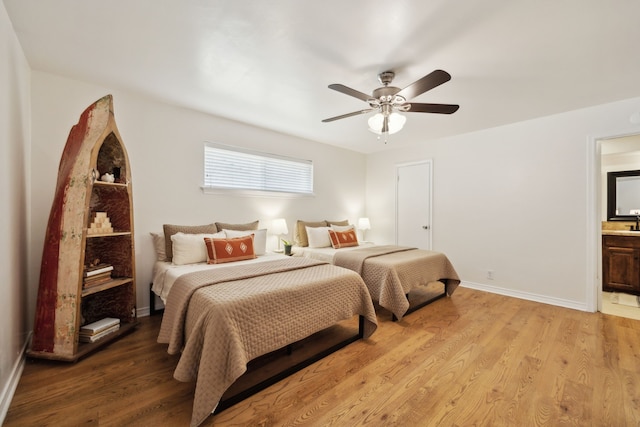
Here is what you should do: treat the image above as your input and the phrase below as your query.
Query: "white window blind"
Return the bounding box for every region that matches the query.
[204,142,313,195]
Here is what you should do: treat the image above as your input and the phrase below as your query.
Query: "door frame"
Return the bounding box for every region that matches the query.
[589,130,640,313]
[395,159,433,249]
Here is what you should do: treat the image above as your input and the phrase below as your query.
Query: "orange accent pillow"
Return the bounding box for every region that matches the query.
[328,229,359,249]
[204,235,256,264]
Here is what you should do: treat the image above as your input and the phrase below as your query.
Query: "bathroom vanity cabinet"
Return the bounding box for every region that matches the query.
[602,234,640,295]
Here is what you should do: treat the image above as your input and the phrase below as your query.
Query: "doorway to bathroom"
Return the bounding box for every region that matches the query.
[599,133,640,320]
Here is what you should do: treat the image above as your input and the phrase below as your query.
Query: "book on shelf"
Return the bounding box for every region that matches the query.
[84,263,113,277]
[83,274,113,288]
[79,324,120,342]
[84,270,112,281]
[84,270,113,281]
[80,317,120,335]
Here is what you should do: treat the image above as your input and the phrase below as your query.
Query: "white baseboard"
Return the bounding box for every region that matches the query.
[0,333,30,424]
[460,280,589,312]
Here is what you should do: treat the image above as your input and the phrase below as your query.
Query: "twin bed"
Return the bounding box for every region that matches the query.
[152,219,459,427]
[295,243,460,320]
[292,219,461,320]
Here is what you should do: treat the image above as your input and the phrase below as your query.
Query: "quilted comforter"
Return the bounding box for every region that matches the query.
[157,257,377,427]
[334,245,460,320]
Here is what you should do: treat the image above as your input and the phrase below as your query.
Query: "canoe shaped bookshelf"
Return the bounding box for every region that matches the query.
[28,95,137,362]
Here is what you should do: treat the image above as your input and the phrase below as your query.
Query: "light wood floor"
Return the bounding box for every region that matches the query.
[6,286,640,426]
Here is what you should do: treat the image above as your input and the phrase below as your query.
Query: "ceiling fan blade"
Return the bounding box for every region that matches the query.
[328,84,372,102]
[406,103,459,114]
[322,108,376,123]
[395,70,452,101]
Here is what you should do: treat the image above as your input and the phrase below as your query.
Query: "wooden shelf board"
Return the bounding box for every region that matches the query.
[82,277,133,297]
[86,231,131,238]
[27,322,138,362]
[75,321,137,359]
[93,181,128,187]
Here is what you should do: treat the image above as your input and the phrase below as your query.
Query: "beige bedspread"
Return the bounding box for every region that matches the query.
[158,257,377,427]
[334,245,460,320]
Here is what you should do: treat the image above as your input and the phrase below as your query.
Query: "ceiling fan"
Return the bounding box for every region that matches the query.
[322,69,459,136]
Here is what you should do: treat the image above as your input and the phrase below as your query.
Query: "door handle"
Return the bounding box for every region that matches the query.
[422,225,429,230]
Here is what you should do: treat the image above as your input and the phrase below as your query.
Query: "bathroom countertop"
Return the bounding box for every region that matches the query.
[602,230,640,237]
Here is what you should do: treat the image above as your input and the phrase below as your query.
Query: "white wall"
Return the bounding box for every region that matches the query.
[29,71,367,319]
[366,97,640,310]
[0,2,31,420]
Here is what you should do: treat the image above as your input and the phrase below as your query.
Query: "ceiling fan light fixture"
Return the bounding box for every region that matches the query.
[368,111,406,135]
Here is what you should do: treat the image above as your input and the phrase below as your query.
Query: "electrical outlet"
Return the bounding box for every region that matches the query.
[487,270,494,280]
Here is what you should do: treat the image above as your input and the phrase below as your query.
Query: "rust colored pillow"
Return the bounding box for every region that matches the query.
[328,229,359,249]
[204,235,256,264]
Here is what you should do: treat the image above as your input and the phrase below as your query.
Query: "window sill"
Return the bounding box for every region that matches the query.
[201,186,315,199]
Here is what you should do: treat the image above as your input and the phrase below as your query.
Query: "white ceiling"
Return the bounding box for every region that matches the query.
[5,0,640,153]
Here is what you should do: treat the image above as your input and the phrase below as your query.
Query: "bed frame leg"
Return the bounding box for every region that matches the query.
[150,283,165,316]
[150,283,157,315]
[392,283,447,321]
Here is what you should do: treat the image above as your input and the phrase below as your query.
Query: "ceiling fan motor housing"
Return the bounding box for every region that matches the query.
[373,71,405,105]
[370,86,405,107]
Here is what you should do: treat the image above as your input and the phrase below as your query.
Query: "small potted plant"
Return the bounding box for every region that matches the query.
[281,239,293,255]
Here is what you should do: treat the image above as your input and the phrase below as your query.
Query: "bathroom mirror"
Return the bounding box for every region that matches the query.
[607,169,640,220]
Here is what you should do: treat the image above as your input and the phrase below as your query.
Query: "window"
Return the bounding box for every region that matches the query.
[203,142,314,195]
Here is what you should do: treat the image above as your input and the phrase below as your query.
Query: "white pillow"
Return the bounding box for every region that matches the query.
[306,226,332,248]
[223,229,267,255]
[150,232,167,261]
[171,231,224,265]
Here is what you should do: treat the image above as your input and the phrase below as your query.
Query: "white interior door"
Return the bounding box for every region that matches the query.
[396,160,432,249]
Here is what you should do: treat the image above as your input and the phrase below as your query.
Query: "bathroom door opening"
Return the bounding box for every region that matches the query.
[598,132,640,320]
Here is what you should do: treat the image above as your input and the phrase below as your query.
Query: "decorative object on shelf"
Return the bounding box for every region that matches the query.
[358,217,371,241]
[100,172,115,183]
[271,218,288,252]
[28,95,136,362]
[87,212,114,235]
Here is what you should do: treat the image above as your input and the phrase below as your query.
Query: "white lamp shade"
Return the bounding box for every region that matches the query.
[271,218,288,235]
[358,217,371,230]
[368,112,406,135]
